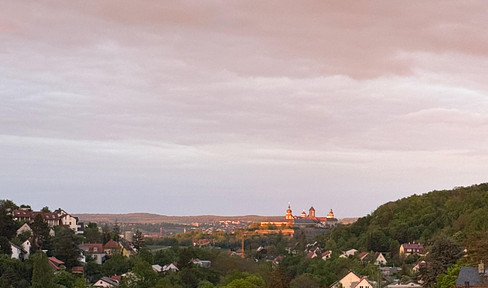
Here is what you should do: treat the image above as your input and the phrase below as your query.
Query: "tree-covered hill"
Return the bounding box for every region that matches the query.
[324,183,488,254]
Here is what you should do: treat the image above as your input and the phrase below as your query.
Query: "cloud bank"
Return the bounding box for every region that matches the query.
[1,1,488,216]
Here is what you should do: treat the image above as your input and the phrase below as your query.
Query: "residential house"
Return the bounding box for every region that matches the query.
[340,249,358,258]
[79,243,106,265]
[412,260,426,273]
[48,256,65,271]
[21,239,31,259]
[10,242,26,260]
[119,239,136,258]
[358,252,369,262]
[306,247,321,259]
[386,282,422,288]
[163,263,179,272]
[375,252,387,265]
[190,258,211,268]
[13,209,61,227]
[380,267,402,276]
[322,250,332,261]
[76,222,85,235]
[273,255,284,266]
[399,243,424,256]
[16,223,32,236]
[103,240,120,256]
[94,276,120,287]
[454,264,488,288]
[152,264,163,273]
[331,271,361,288]
[72,266,84,275]
[54,209,78,231]
[352,277,375,288]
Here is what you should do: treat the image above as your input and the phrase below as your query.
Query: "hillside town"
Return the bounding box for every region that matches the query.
[2,194,486,288]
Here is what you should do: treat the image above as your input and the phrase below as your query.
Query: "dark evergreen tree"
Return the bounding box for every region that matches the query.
[267,266,290,288]
[0,200,17,240]
[133,229,145,250]
[53,226,80,269]
[0,237,12,256]
[84,222,102,243]
[31,251,56,288]
[420,235,462,287]
[30,214,50,251]
[112,221,121,242]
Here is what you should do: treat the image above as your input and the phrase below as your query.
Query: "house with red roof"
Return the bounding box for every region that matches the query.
[352,277,375,288]
[48,256,65,271]
[399,243,424,256]
[79,243,106,265]
[358,252,369,262]
[103,240,120,256]
[322,250,332,261]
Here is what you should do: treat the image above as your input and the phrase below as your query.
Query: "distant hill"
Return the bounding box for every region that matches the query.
[74,213,357,225]
[326,183,488,253]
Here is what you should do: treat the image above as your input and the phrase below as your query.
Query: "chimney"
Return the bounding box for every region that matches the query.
[479,261,485,275]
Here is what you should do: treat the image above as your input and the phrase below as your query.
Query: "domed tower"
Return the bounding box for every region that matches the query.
[309,206,316,218]
[326,209,335,219]
[285,203,293,220]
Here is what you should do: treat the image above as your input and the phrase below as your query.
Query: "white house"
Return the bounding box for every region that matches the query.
[340,249,358,258]
[55,209,78,231]
[152,264,163,273]
[375,253,387,265]
[22,240,31,259]
[191,258,211,268]
[163,263,179,272]
[10,242,25,260]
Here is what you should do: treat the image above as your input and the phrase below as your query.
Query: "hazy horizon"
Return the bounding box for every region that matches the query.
[2,1,488,217]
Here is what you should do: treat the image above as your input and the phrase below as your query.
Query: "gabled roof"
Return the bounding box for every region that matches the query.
[322,250,332,257]
[96,276,119,286]
[358,252,369,260]
[103,240,119,249]
[48,256,64,271]
[352,277,374,288]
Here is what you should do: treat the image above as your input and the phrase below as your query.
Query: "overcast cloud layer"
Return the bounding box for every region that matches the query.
[1,1,488,217]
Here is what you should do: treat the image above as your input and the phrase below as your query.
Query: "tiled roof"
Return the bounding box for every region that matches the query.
[103,240,119,249]
[358,252,368,259]
[72,266,84,273]
[80,243,104,254]
[455,267,488,287]
[402,243,423,249]
[49,256,64,265]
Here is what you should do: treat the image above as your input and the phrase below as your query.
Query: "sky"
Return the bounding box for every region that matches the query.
[1,1,488,217]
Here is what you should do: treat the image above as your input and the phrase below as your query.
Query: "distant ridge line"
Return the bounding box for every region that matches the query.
[74,213,357,225]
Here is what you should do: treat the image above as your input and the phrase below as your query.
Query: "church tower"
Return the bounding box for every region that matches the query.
[327,209,335,219]
[285,203,293,220]
[309,206,315,218]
